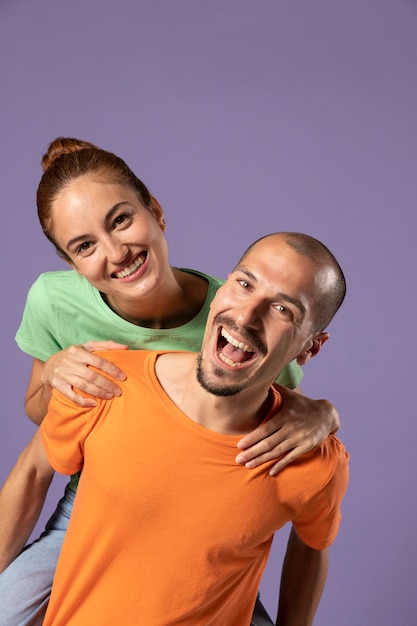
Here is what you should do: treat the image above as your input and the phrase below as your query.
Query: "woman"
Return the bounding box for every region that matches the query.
[0,137,339,625]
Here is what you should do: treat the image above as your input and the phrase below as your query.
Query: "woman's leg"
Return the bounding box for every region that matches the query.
[0,485,75,626]
[251,595,275,626]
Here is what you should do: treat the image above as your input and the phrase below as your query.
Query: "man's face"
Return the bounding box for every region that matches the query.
[197,235,328,397]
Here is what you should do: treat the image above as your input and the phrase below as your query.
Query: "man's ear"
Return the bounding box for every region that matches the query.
[296,332,330,365]
[150,195,167,231]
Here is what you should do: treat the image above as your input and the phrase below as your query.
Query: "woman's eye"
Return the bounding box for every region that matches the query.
[114,213,131,227]
[238,279,250,289]
[77,241,92,254]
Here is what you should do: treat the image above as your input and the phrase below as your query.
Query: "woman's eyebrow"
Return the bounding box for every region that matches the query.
[66,232,91,251]
[66,202,130,250]
[103,202,132,225]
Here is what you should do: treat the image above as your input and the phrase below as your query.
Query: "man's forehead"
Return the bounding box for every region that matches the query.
[244,235,291,260]
[233,238,322,297]
[239,237,307,273]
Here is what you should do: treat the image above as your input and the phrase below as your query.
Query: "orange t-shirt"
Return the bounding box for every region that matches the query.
[41,350,349,626]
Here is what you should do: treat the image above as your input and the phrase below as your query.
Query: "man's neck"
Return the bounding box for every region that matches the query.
[154,352,276,436]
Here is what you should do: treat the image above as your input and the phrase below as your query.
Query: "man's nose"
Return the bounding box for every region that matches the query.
[235,300,263,329]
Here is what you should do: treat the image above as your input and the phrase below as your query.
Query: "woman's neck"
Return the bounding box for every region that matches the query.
[103,268,209,330]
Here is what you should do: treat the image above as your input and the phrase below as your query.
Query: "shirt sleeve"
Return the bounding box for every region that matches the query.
[40,389,102,475]
[15,275,63,361]
[291,438,349,550]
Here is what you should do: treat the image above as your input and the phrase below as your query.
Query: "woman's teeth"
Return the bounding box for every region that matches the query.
[115,255,145,279]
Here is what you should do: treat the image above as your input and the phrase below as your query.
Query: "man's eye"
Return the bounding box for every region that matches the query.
[275,304,291,316]
[238,279,250,289]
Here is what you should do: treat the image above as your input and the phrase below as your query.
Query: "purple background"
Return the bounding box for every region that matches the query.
[1,0,416,623]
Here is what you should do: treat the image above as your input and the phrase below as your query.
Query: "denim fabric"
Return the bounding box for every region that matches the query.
[0,484,74,626]
[251,595,275,626]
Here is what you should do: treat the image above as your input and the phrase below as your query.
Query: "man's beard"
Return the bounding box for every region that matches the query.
[195,353,245,397]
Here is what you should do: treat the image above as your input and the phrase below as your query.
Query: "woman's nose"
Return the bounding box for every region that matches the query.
[103,237,129,265]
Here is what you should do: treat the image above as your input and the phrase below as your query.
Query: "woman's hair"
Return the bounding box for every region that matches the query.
[37,137,152,262]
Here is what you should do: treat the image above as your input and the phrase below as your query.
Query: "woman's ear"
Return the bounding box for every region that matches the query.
[296,332,330,365]
[149,195,167,231]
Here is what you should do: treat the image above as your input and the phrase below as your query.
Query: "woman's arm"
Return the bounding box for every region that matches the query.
[0,432,54,572]
[236,386,340,475]
[2,342,128,568]
[25,341,128,424]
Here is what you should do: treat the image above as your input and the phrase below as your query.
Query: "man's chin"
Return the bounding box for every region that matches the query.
[198,380,243,397]
[196,359,244,397]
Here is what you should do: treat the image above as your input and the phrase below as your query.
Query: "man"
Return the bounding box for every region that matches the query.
[3,232,349,625]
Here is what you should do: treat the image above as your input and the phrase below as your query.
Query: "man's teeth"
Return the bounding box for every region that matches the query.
[218,352,245,367]
[221,328,253,353]
[115,256,144,279]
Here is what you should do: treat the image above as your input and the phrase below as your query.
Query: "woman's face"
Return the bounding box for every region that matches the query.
[51,174,169,301]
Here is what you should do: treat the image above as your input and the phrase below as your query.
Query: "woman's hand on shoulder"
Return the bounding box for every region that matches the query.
[235,385,340,476]
[42,341,128,406]
[25,342,129,424]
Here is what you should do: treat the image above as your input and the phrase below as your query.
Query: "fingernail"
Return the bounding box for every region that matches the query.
[235,454,245,464]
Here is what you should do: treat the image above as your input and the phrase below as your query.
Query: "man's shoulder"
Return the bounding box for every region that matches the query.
[92,348,157,366]
[316,434,349,472]
[92,349,178,376]
[316,434,349,492]
[282,434,349,495]
[323,434,349,462]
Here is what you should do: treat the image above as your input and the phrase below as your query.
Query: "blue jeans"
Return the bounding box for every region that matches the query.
[251,596,275,626]
[0,484,74,626]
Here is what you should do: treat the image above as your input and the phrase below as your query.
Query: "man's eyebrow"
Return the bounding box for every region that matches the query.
[277,292,306,318]
[66,202,129,250]
[234,266,306,318]
[233,266,258,283]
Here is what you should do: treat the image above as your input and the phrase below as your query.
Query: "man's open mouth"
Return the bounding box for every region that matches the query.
[217,327,256,367]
